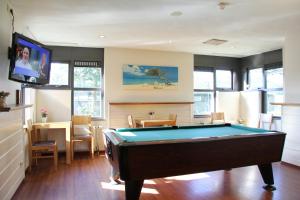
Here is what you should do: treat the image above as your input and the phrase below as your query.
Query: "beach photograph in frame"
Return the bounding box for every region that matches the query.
[122,64,178,89]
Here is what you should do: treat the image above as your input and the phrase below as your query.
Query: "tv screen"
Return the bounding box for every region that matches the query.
[9,33,52,85]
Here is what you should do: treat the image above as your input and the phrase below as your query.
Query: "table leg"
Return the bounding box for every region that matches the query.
[65,127,71,164]
[125,180,144,200]
[258,164,276,191]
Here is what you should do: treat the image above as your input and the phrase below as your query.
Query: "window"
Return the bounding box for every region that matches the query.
[265,68,283,116]
[23,87,35,124]
[248,68,263,90]
[193,68,233,116]
[73,90,102,117]
[216,70,232,89]
[194,71,214,90]
[193,70,214,115]
[247,66,283,117]
[48,62,69,86]
[74,67,101,88]
[266,68,283,89]
[194,91,214,115]
[73,61,103,118]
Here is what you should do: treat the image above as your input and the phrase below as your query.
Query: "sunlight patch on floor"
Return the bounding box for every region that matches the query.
[235,167,259,189]
[164,180,173,183]
[245,167,259,181]
[100,182,159,194]
[164,173,210,181]
[144,180,156,184]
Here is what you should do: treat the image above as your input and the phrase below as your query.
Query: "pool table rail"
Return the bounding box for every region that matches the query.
[107,128,283,147]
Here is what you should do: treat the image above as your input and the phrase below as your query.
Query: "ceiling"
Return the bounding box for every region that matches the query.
[9,0,300,57]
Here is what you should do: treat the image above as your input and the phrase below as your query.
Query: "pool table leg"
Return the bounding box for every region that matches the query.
[125,180,144,200]
[258,164,276,191]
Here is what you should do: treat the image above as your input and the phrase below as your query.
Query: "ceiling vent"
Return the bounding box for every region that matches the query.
[203,39,228,46]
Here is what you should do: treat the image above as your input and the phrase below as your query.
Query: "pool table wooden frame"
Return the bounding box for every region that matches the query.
[104,124,286,200]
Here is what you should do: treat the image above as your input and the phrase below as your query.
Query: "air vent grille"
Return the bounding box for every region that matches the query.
[203,39,228,45]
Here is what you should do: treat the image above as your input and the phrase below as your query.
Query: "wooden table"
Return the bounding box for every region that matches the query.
[32,121,71,164]
[135,119,176,127]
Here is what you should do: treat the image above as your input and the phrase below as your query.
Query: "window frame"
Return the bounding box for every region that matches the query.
[193,66,233,118]
[263,64,283,117]
[247,67,264,91]
[31,60,71,90]
[23,60,104,121]
[71,61,104,120]
[246,62,283,118]
[215,69,233,91]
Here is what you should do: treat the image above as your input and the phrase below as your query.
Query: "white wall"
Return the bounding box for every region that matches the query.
[35,89,71,150]
[24,88,36,122]
[0,0,21,104]
[104,48,194,103]
[239,91,262,127]
[104,47,194,127]
[216,91,240,123]
[35,89,71,122]
[284,29,300,103]
[281,28,300,166]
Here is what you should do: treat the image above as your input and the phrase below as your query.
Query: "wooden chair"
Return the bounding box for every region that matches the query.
[169,114,177,121]
[211,112,225,124]
[169,114,177,125]
[258,113,273,130]
[26,119,58,171]
[128,115,136,128]
[71,115,94,160]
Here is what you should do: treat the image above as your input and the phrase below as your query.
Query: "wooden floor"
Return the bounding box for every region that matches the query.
[13,153,300,200]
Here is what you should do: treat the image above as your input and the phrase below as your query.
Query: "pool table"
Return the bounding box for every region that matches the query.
[104,124,286,200]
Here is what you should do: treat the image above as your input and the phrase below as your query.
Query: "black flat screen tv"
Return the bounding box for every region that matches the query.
[8,33,52,85]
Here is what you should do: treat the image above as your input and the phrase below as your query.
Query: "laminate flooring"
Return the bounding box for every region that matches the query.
[13,153,300,200]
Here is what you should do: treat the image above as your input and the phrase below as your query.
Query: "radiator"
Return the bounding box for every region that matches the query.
[72,126,105,152]
[94,126,105,151]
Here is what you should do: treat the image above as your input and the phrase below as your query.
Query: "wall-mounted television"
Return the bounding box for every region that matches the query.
[8,32,52,85]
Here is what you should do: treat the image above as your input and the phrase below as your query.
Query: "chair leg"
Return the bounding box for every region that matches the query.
[29,149,32,172]
[91,137,94,159]
[71,141,75,161]
[54,145,58,171]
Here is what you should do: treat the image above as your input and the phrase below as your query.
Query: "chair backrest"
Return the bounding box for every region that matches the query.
[27,119,34,148]
[169,114,177,121]
[27,119,49,144]
[27,119,42,144]
[72,115,92,125]
[258,113,273,130]
[71,115,92,137]
[128,115,135,128]
[211,112,225,124]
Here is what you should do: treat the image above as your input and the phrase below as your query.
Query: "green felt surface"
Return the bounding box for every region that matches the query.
[115,124,270,142]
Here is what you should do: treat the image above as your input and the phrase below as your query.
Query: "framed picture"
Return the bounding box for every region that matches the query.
[122,64,178,90]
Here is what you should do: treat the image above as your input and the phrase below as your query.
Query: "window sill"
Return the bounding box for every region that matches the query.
[92,117,106,121]
[272,116,282,120]
[23,84,71,90]
[194,115,211,118]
